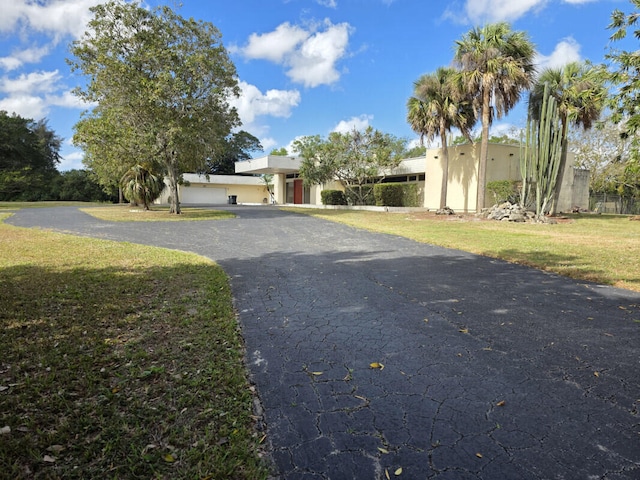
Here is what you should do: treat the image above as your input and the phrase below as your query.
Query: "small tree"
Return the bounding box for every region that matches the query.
[261,174,274,203]
[294,127,405,205]
[121,164,165,210]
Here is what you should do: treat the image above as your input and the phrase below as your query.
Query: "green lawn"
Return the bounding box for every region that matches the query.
[80,205,236,222]
[0,214,270,479]
[289,209,640,293]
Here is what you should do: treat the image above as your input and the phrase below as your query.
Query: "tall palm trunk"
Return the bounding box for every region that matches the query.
[439,118,449,209]
[477,87,491,212]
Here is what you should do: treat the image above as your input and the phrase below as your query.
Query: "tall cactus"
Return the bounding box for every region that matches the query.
[520,82,563,218]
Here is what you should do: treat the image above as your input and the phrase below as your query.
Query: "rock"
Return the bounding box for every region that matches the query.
[436,206,455,215]
[484,202,537,223]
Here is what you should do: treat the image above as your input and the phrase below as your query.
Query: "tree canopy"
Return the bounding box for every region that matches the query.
[203,131,263,175]
[270,147,289,156]
[294,127,406,205]
[607,0,640,178]
[407,67,475,209]
[455,22,536,211]
[0,111,61,201]
[69,0,240,213]
[529,62,606,213]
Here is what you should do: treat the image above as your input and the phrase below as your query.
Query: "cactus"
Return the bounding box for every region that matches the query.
[520,83,563,218]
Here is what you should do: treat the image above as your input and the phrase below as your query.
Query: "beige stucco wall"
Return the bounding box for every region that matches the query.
[424,143,585,212]
[424,143,481,212]
[155,175,270,205]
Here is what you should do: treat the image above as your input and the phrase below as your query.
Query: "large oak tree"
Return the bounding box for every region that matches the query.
[69,0,240,213]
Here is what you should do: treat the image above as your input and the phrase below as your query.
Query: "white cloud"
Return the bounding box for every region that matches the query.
[0,70,88,119]
[461,0,547,23]
[260,137,278,152]
[0,44,52,71]
[535,38,582,71]
[0,0,102,41]
[0,70,61,95]
[316,0,338,7]
[332,114,373,134]
[231,80,301,125]
[239,19,353,88]
[0,94,48,119]
[242,22,309,63]
[58,149,84,171]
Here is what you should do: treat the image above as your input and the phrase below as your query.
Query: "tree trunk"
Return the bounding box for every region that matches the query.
[439,122,449,210]
[166,160,181,214]
[477,88,491,212]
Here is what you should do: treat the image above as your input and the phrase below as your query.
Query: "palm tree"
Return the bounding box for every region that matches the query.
[407,67,475,209]
[529,62,606,214]
[454,22,536,212]
[121,164,166,210]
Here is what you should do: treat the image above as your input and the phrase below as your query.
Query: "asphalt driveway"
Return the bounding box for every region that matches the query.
[7,206,640,479]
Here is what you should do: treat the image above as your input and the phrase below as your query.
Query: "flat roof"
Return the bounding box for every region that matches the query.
[234,155,302,174]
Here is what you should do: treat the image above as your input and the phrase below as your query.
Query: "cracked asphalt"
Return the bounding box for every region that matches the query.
[6,205,640,479]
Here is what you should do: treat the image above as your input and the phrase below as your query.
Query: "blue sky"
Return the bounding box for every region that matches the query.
[0,0,632,171]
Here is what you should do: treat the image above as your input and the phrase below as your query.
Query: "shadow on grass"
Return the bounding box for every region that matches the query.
[0,263,270,480]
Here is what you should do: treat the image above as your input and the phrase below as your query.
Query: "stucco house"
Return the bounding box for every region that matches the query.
[158,143,589,213]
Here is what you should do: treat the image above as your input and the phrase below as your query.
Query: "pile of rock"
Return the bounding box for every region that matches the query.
[481,202,540,223]
[435,206,455,215]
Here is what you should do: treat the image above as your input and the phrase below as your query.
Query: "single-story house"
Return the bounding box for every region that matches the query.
[157,143,589,212]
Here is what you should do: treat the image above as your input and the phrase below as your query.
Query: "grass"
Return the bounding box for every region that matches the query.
[80,205,236,222]
[0,202,236,222]
[288,209,640,293]
[0,214,271,479]
[0,201,100,209]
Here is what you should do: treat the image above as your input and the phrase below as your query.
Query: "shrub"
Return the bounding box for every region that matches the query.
[374,183,405,207]
[487,180,520,204]
[321,189,347,205]
[345,185,375,205]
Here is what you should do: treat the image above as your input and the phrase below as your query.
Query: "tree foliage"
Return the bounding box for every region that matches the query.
[121,164,166,210]
[407,67,475,209]
[529,62,606,214]
[455,22,536,211]
[570,116,640,198]
[0,111,61,201]
[294,127,406,205]
[53,169,116,202]
[607,0,640,178]
[270,147,289,156]
[203,131,262,175]
[69,0,240,213]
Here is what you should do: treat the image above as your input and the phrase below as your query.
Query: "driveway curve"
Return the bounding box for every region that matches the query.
[7,206,640,479]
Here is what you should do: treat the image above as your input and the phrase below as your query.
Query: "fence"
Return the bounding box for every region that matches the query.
[590,193,639,214]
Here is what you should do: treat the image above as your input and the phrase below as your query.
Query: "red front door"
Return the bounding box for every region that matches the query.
[294,179,303,204]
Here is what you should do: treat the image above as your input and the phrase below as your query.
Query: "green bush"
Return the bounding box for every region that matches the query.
[487,180,520,204]
[345,185,375,205]
[321,189,347,205]
[402,183,420,207]
[373,183,421,207]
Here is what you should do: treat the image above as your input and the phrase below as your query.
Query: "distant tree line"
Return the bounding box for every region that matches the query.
[0,110,115,202]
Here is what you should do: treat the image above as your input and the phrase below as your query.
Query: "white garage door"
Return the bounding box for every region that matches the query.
[180,186,227,205]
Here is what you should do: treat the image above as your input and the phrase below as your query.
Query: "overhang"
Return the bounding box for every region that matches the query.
[235,155,302,174]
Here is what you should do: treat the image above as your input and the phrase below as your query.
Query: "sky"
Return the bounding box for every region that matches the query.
[0,0,634,171]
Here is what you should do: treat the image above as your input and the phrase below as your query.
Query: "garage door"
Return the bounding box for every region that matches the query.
[180,186,227,205]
